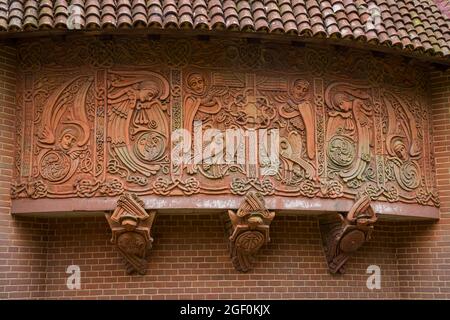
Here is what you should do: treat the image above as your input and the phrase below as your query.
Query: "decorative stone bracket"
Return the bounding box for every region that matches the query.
[319,195,378,274]
[105,193,156,275]
[224,192,275,272]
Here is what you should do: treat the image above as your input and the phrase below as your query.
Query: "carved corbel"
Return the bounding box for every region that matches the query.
[225,192,275,272]
[105,193,156,275]
[319,195,378,274]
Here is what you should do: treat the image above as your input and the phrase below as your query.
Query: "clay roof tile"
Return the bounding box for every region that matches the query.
[0,0,446,59]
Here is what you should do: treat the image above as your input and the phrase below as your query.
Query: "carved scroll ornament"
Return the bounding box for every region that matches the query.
[225,192,275,272]
[105,193,156,275]
[320,195,377,274]
[12,38,439,210]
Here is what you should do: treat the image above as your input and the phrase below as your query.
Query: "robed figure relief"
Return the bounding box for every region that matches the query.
[107,71,170,179]
[37,76,93,184]
[183,72,223,134]
[325,84,374,188]
[183,71,229,178]
[275,79,316,184]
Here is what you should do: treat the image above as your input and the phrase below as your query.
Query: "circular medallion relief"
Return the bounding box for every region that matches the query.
[40,151,71,182]
[398,161,421,191]
[327,135,356,167]
[339,229,366,253]
[235,231,265,253]
[117,232,146,256]
[134,131,166,162]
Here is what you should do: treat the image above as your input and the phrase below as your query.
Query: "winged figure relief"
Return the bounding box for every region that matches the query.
[107,71,170,177]
[270,79,317,182]
[324,84,374,185]
[36,76,93,183]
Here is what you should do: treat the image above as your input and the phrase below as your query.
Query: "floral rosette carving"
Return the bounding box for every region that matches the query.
[99,179,125,197]
[153,177,171,196]
[231,178,250,195]
[260,179,275,195]
[327,135,356,168]
[74,179,101,198]
[180,177,200,195]
[383,185,399,203]
[300,180,318,198]
[325,180,344,198]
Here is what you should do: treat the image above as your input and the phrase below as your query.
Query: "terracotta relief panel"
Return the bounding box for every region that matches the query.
[12,38,439,209]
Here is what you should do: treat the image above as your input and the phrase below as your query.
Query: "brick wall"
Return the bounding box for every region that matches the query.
[395,70,450,299]
[0,46,48,299]
[44,215,399,299]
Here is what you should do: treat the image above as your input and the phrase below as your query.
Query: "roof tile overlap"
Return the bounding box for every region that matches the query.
[0,0,447,59]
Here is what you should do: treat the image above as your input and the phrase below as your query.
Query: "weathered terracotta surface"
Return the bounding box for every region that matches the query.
[320,195,377,274]
[11,37,439,213]
[105,193,156,275]
[225,191,275,272]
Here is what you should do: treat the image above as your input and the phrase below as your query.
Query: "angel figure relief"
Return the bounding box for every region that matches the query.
[273,79,317,184]
[107,71,170,179]
[325,84,374,188]
[36,76,93,184]
[183,71,229,178]
[383,92,422,192]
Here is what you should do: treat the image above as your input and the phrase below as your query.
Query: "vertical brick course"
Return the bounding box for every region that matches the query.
[396,70,450,299]
[0,46,47,299]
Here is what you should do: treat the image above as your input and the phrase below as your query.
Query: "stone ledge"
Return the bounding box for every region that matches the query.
[11,195,439,220]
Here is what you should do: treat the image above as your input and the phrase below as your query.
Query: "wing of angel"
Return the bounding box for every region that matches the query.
[39,125,55,145]
[383,91,421,158]
[107,89,137,144]
[38,76,93,147]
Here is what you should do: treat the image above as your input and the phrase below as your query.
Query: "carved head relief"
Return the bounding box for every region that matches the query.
[291,79,310,102]
[187,73,206,96]
[59,128,78,151]
[333,93,353,112]
[137,80,159,103]
[393,139,408,161]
